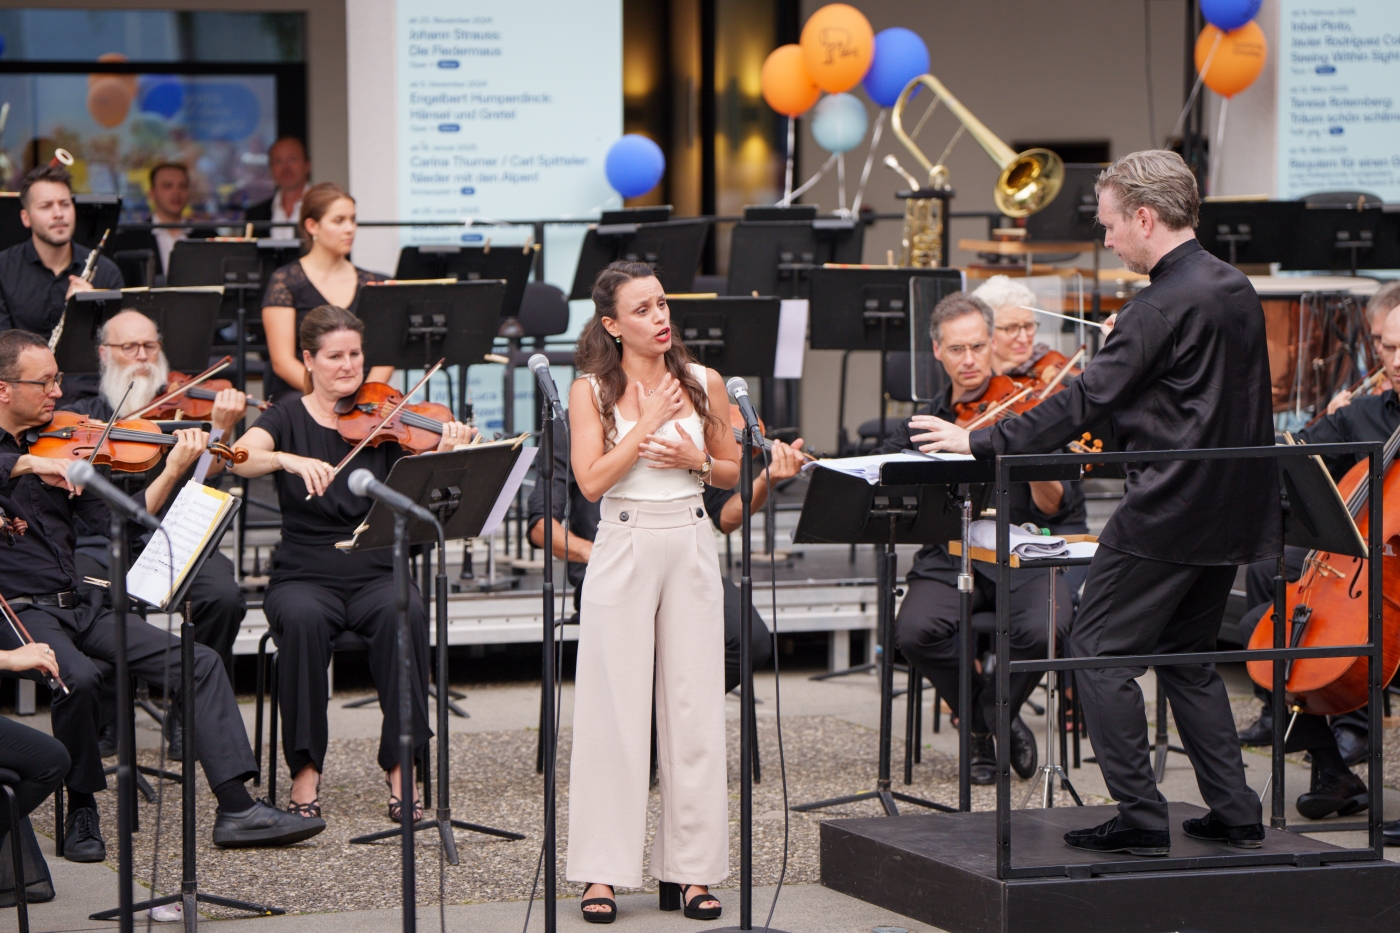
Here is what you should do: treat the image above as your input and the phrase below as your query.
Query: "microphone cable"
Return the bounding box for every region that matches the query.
[757,444,791,933]
[142,520,175,931]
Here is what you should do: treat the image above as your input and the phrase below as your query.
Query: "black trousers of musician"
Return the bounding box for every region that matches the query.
[262,574,432,775]
[7,604,257,795]
[1070,545,1261,831]
[723,579,772,695]
[0,716,69,832]
[894,569,1072,734]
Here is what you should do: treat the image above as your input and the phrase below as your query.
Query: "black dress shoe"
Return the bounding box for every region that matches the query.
[969,733,996,785]
[212,800,326,848]
[1064,816,1170,856]
[1334,725,1367,766]
[1182,811,1264,849]
[1010,715,1038,780]
[64,807,107,862]
[97,720,118,758]
[1382,820,1400,846]
[166,718,183,762]
[1237,710,1273,746]
[1296,767,1368,820]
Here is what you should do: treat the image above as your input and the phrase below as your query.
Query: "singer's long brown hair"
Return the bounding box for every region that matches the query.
[574,261,715,449]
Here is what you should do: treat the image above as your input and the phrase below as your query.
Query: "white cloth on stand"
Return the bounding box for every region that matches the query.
[967,519,1068,560]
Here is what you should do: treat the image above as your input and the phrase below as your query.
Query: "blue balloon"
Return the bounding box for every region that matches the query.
[139,78,184,120]
[605,135,665,199]
[1199,0,1261,32]
[811,93,868,154]
[862,28,929,108]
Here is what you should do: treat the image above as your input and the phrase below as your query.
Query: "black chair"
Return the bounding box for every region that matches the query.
[0,769,57,932]
[850,351,947,454]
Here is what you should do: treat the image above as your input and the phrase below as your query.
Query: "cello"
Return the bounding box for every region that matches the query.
[1245,426,1400,715]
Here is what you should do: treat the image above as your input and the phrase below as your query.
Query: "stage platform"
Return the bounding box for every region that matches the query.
[821,803,1400,933]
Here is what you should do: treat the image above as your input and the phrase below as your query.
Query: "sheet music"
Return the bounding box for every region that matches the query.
[773,299,809,379]
[127,481,233,610]
[801,450,973,485]
[480,446,538,536]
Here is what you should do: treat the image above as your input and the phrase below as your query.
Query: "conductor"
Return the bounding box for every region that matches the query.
[913,150,1278,855]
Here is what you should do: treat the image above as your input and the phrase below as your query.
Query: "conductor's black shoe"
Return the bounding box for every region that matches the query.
[1382,820,1400,846]
[1182,811,1264,849]
[969,733,996,785]
[1334,725,1368,766]
[1064,816,1170,856]
[1297,767,1368,820]
[63,807,106,862]
[97,721,117,758]
[212,800,326,848]
[1237,710,1273,746]
[1010,715,1038,780]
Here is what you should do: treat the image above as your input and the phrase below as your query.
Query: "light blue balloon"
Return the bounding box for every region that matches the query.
[811,93,868,154]
[605,135,665,199]
[863,28,929,108]
[1199,0,1261,32]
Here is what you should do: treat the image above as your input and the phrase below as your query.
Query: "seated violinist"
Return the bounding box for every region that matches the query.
[873,292,1085,784]
[229,304,475,825]
[0,328,322,862]
[972,275,1068,381]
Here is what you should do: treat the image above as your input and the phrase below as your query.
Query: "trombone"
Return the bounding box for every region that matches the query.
[886,73,1064,267]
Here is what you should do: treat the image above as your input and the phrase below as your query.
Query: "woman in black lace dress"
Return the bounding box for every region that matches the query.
[260,182,394,403]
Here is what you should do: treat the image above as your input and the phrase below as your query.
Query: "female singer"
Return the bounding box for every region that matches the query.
[260,182,394,404]
[972,275,1050,377]
[230,304,475,822]
[0,641,70,861]
[565,261,740,924]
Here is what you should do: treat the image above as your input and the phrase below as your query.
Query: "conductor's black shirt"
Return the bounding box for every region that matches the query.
[0,239,123,337]
[875,390,1088,584]
[969,239,1281,566]
[1297,389,1400,482]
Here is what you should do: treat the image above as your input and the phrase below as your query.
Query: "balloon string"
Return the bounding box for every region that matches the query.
[779,153,837,207]
[783,115,796,204]
[850,108,886,215]
[1166,30,1222,147]
[836,152,847,214]
[1209,96,1229,196]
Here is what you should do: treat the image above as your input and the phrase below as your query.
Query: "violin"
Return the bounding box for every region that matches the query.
[29,411,247,473]
[140,371,270,421]
[1246,428,1400,715]
[334,382,456,455]
[953,374,1033,429]
[727,406,815,462]
[1006,348,1083,393]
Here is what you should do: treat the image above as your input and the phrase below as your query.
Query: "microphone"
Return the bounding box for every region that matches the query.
[348,469,438,526]
[726,376,763,447]
[528,353,565,418]
[67,461,160,532]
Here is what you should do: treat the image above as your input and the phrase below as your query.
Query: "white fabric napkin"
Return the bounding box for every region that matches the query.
[967,520,1068,560]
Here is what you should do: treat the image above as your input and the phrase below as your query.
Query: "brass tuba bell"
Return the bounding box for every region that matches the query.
[887,73,1063,267]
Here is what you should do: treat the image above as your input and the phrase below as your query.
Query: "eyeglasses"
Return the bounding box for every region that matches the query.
[943,342,990,357]
[105,341,161,356]
[995,322,1038,337]
[6,373,63,391]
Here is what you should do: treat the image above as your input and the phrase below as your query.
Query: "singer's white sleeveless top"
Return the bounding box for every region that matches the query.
[587,363,709,502]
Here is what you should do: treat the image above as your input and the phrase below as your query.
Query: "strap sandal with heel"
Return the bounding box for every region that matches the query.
[581,883,616,924]
[385,778,423,824]
[659,881,722,920]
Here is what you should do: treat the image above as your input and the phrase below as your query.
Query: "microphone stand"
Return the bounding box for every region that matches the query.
[393,513,417,933]
[110,512,135,933]
[540,394,558,933]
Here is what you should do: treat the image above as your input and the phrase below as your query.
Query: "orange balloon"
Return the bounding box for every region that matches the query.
[800,3,874,94]
[87,77,133,128]
[1195,21,1267,98]
[89,52,137,96]
[762,44,821,117]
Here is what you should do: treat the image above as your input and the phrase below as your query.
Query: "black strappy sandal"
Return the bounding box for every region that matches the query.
[581,884,616,924]
[287,798,322,819]
[385,779,423,824]
[659,882,722,920]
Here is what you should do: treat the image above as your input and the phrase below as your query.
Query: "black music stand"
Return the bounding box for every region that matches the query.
[1198,200,1305,267]
[568,215,710,299]
[53,288,222,380]
[725,208,864,299]
[809,267,963,448]
[670,296,782,377]
[73,195,122,248]
[789,463,963,816]
[166,240,265,395]
[346,445,529,858]
[395,245,535,319]
[357,280,504,374]
[1283,203,1400,274]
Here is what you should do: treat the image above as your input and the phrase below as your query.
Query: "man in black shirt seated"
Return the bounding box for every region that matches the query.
[875,292,1084,785]
[527,413,808,692]
[61,310,247,758]
[1235,300,1400,839]
[0,329,322,861]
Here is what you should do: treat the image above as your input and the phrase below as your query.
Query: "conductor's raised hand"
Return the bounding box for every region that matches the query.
[908,414,972,456]
[1099,313,1117,338]
[279,453,336,497]
[635,373,685,430]
[639,422,707,471]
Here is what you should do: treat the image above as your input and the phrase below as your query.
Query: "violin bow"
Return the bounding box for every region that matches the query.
[965,383,1036,431]
[1035,345,1087,399]
[0,590,70,696]
[129,356,233,420]
[306,359,446,501]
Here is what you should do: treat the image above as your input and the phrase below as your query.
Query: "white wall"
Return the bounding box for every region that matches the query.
[344,0,398,274]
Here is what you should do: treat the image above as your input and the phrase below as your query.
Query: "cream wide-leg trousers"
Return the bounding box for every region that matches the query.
[565,495,729,889]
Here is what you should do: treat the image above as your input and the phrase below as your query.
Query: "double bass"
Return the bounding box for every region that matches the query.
[1246,427,1400,715]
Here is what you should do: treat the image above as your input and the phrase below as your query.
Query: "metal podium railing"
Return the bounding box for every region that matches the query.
[989,440,1385,880]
